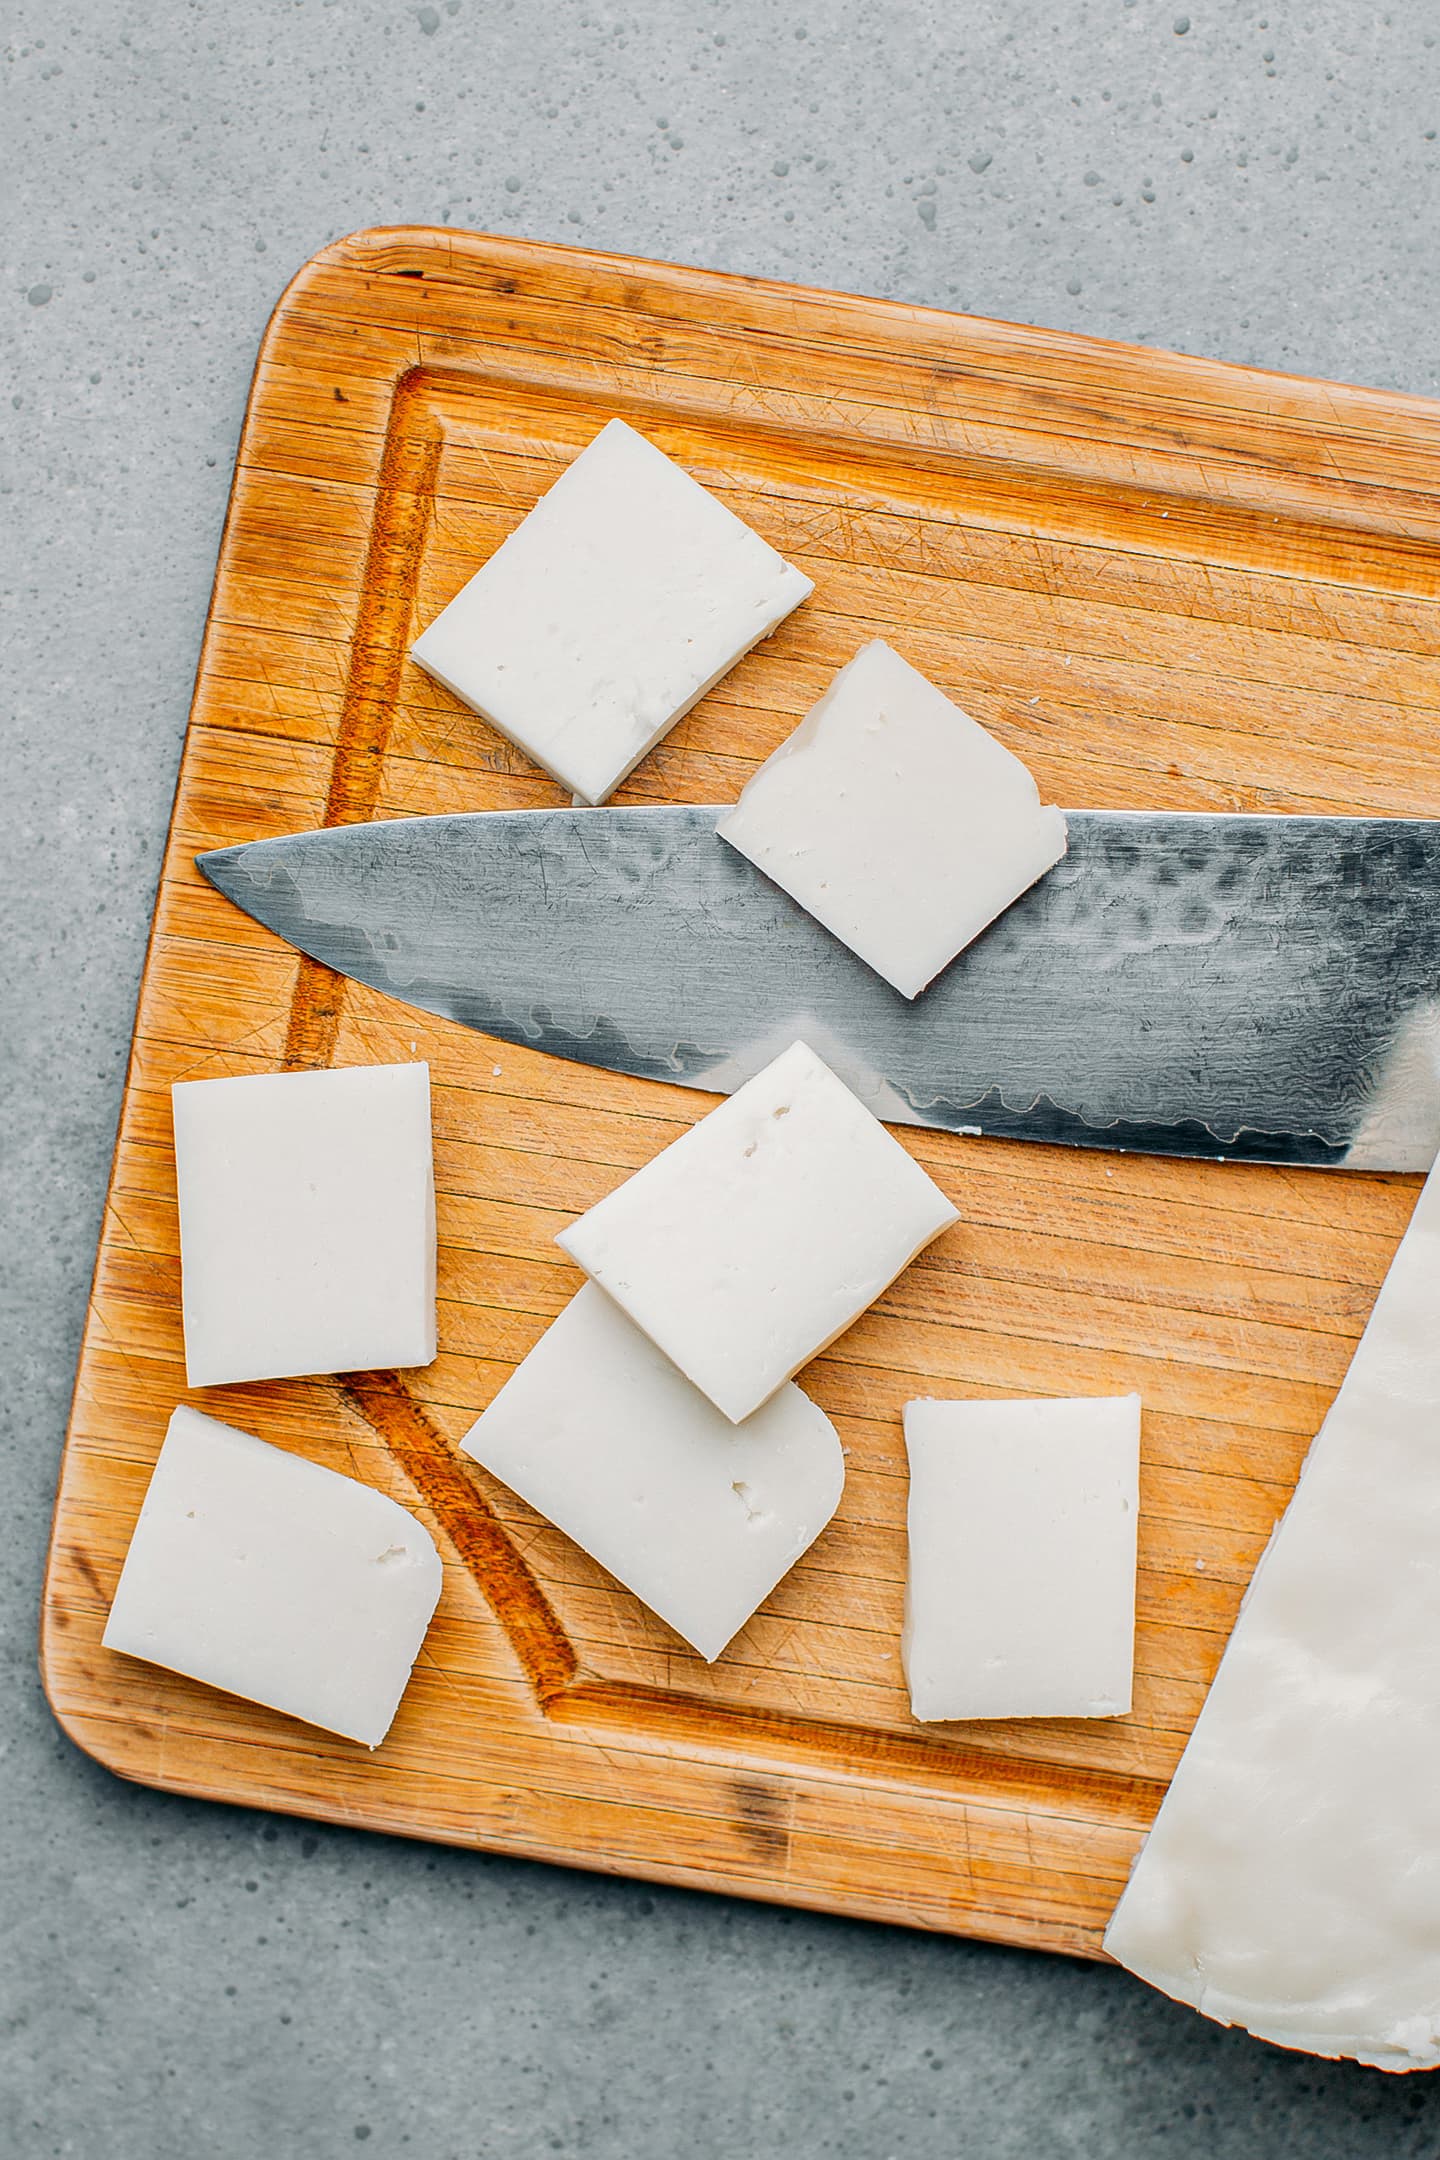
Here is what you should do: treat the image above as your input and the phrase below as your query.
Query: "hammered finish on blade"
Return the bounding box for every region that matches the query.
[198,808,1440,1170]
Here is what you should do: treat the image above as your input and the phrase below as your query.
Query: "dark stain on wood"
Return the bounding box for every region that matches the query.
[69,1546,108,1606]
[732,1778,791,1863]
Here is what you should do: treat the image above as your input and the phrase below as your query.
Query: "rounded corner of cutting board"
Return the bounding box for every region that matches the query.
[36,1632,141,1790]
[285,223,515,290]
[251,226,457,358]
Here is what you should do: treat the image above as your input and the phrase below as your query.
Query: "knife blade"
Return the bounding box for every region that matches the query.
[198,808,1440,1171]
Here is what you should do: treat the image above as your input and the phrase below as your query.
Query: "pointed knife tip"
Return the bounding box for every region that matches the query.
[196,842,243,882]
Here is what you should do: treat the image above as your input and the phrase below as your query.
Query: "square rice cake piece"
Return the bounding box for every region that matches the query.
[556,1040,959,1423]
[717,640,1068,998]
[102,1404,443,1748]
[173,1062,436,1388]
[462,1284,845,1661]
[410,417,813,806]
[902,1393,1141,1722]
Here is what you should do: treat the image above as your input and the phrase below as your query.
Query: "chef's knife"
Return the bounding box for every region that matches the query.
[198,808,1440,1171]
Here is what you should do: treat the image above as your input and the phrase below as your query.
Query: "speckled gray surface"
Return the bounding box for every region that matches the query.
[5,2,1440,2154]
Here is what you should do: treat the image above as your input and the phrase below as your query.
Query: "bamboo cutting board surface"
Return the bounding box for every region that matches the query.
[41,228,1440,1960]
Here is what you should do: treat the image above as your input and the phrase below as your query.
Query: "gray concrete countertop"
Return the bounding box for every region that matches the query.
[5,3,1439,2154]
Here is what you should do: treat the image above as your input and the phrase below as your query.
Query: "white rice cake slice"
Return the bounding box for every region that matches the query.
[411,418,813,805]
[557,1040,958,1423]
[102,1405,443,1749]
[461,1283,844,1661]
[902,1394,1140,1722]
[717,640,1067,997]
[172,1062,436,1388]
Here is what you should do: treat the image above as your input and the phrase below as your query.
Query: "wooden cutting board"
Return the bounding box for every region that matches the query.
[42,228,1440,1960]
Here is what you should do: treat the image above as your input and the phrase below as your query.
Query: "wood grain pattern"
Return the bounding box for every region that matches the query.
[41,227,1440,1958]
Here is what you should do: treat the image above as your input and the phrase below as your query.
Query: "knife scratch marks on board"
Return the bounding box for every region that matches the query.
[416,1642,472,1713]
[446,428,527,509]
[99,1195,180,1323]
